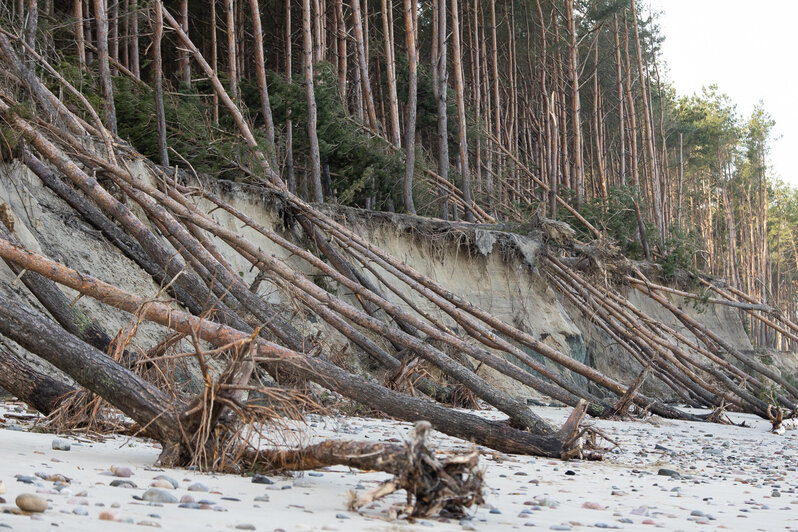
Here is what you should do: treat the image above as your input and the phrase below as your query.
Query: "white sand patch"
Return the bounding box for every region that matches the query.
[1,401,797,531]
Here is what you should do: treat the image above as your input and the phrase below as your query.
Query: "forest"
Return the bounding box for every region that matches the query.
[3,0,788,348]
[0,0,797,516]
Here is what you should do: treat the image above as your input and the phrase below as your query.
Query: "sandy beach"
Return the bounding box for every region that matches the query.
[1,402,796,532]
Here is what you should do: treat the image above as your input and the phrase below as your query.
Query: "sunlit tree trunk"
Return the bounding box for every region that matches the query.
[382,0,401,147]
[224,0,237,100]
[302,0,323,202]
[351,0,377,130]
[152,0,168,166]
[432,0,449,219]
[401,0,417,213]
[93,0,117,134]
[452,0,473,222]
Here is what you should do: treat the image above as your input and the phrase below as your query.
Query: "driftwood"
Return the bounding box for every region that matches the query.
[245,421,483,518]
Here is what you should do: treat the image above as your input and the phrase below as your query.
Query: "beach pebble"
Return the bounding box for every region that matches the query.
[251,474,273,485]
[690,510,704,516]
[179,495,194,504]
[72,507,88,516]
[153,475,178,489]
[14,475,36,484]
[188,482,208,492]
[0,480,5,494]
[110,480,137,489]
[657,469,680,478]
[178,502,201,509]
[137,520,161,528]
[51,439,71,451]
[335,513,350,519]
[253,495,269,502]
[235,525,255,530]
[15,494,48,513]
[582,501,604,510]
[150,479,174,490]
[111,466,132,478]
[141,488,178,504]
[98,511,118,521]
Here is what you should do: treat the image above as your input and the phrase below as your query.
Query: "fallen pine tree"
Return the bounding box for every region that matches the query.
[0,8,796,503]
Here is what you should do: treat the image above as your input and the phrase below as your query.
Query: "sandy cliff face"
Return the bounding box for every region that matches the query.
[1,160,791,401]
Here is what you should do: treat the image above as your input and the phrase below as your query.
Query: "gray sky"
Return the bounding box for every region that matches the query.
[649,0,798,185]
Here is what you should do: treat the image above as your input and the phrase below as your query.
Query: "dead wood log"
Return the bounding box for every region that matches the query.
[0,292,185,461]
[632,275,798,406]
[149,176,609,420]
[0,342,75,415]
[0,212,136,364]
[245,421,483,518]
[55,157,557,435]
[546,257,771,416]
[0,238,588,458]
[19,150,202,314]
[0,102,256,339]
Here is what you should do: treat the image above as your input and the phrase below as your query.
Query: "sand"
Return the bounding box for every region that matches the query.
[1,401,797,532]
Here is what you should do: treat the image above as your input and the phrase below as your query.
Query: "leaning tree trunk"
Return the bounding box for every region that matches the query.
[0,344,75,416]
[0,293,185,462]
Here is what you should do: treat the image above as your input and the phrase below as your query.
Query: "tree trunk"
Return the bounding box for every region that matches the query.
[130,0,139,78]
[93,0,117,134]
[432,0,450,219]
[210,0,219,123]
[401,0,417,213]
[224,0,238,100]
[285,0,295,191]
[564,0,583,207]
[0,293,184,461]
[302,0,324,202]
[451,0,473,222]
[0,344,75,416]
[351,0,378,130]
[248,0,277,165]
[74,0,86,69]
[152,0,169,166]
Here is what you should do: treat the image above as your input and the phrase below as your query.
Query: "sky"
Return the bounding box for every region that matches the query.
[648,0,798,185]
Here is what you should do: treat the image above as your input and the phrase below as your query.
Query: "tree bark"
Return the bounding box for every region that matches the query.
[0,293,183,459]
[93,0,118,134]
[302,0,324,202]
[0,343,75,416]
[248,0,277,164]
[401,0,417,214]
[152,0,169,166]
[351,0,378,130]
[451,0,473,222]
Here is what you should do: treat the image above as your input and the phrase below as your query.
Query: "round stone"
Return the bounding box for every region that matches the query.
[141,488,178,504]
[16,493,48,513]
[51,439,71,451]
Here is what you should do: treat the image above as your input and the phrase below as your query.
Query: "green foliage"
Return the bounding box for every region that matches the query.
[267,62,404,208]
[659,225,699,280]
